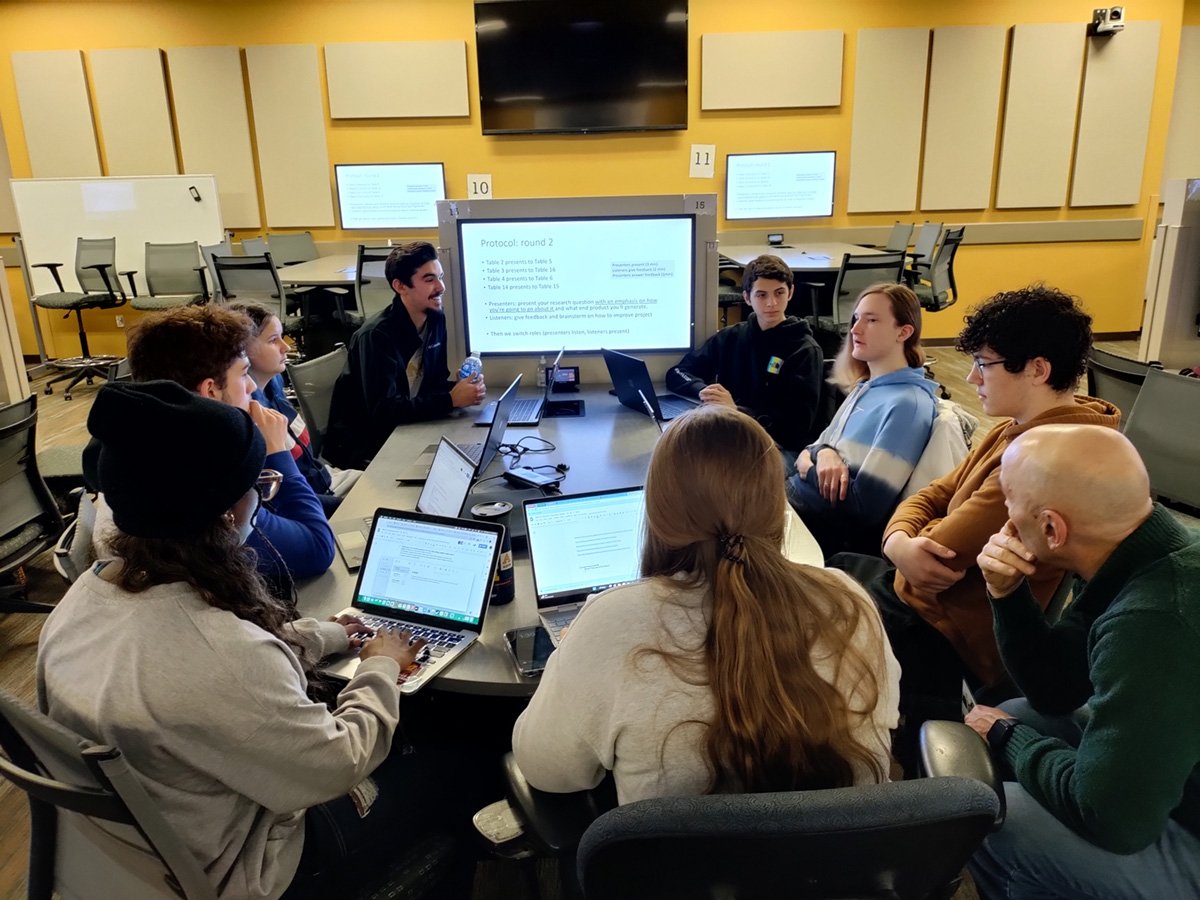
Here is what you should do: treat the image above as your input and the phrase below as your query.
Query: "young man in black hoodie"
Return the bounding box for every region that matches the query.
[666,254,823,457]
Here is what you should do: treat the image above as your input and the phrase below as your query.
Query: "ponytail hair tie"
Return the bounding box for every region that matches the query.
[719,533,746,565]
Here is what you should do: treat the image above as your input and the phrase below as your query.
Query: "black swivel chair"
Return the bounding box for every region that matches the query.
[31,237,131,400]
[354,244,395,321]
[797,251,907,357]
[911,226,964,312]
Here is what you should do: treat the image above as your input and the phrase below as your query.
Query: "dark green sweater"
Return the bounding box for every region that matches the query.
[992,504,1200,854]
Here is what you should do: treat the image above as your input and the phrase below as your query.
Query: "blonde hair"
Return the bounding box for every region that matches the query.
[831,283,926,391]
[640,405,888,792]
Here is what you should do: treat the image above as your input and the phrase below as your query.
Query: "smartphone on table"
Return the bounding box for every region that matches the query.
[504,625,554,678]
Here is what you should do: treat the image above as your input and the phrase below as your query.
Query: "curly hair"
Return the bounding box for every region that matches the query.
[742,254,794,293]
[954,284,1092,392]
[127,305,253,390]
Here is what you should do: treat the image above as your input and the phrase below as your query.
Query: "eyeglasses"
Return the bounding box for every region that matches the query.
[256,469,283,503]
[971,356,1009,373]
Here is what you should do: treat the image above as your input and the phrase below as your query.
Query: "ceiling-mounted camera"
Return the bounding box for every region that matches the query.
[1089,7,1125,36]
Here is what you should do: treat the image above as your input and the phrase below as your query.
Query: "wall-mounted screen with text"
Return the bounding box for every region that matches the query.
[335,163,446,229]
[725,151,836,220]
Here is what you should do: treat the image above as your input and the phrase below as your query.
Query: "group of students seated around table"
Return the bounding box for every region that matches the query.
[33,240,1200,899]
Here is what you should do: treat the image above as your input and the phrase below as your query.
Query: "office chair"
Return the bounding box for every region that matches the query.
[53,491,98,584]
[355,244,397,321]
[504,720,1002,900]
[1122,366,1200,511]
[912,226,964,312]
[30,237,130,400]
[266,231,320,266]
[905,222,944,284]
[797,252,906,357]
[883,221,915,252]
[199,240,232,300]
[0,398,67,613]
[1086,348,1162,424]
[286,345,349,459]
[133,241,209,311]
[241,236,269,257]
[211,252,289,318]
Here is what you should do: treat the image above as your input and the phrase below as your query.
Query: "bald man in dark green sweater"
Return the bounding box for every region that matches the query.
[965,424,1200,899]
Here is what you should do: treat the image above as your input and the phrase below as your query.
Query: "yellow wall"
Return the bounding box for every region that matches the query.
[0,0,1189,355]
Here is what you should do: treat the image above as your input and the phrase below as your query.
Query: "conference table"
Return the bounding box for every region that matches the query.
[296,384,822,697]
[719,242,886,272]
[278,254,361,287]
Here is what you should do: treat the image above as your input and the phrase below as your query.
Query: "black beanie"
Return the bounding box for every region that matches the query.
[85,380,266,539]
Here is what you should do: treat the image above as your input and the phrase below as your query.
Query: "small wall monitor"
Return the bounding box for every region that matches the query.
[725,151,836,220]
[335,163,446,229]
[455,214,695,355]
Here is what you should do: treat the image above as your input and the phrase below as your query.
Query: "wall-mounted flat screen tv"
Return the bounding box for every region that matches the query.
[725,151,836,220]
[335,163,446,229]
[474,0,688,135]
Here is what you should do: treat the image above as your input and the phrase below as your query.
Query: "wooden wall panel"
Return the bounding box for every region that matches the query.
[89,48,177,176]
[10,51,101,177]
[325,42,469,119]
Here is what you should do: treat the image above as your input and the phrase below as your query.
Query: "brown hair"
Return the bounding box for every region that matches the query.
[226,300,277,336]
[127,305,253,390]
[741,254,794,293]
[832,283,925,391]
[640,405,888,792]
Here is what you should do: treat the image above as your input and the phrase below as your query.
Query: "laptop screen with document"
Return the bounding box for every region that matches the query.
[416,437,475,518]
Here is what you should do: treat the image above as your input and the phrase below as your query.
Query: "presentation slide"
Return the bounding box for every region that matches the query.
[335,163,446,229]
[725,151,836,220]
[458,216,695,354]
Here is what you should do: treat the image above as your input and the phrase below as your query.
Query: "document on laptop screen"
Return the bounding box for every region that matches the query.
[356,517,496,625]
[417,439,474,517]
[526,489,645,598]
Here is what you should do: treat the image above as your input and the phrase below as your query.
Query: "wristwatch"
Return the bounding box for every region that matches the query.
[986,717,1019,755]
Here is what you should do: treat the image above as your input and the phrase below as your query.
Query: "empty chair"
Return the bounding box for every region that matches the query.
[1122,366,1200,510]
[286,345,349,458]
[210,252,288,318]
[199,240,232,298]
[883,221,915,252]
[906,222,944,282]
[355,244,395,320]
[30,237,130,400]
[266,231,319,265]
[912,226,964,312]
[0,397,67,614]
[241,236,268,256]
[133,241,208,311]
[1086,347,1160,423]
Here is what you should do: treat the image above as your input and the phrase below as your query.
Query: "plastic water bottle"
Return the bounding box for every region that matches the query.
[458,353,483,383]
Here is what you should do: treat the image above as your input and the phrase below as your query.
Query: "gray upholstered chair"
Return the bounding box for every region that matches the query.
[286,345,349,459]
[1086,348,1161,424]
[355,244,396,321]
[905,222,944,283]
[1122,366,1200,510]
[133,241,208,311]
[912,226,964,312]
[883,221,915,252]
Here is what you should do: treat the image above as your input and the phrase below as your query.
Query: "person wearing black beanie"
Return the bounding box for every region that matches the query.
[37,380,469,899]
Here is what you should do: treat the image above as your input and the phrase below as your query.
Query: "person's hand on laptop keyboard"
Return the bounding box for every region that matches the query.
[330,613,374,649]
[360,628,428,671]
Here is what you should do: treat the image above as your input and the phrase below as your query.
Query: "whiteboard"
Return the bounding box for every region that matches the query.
[10,175,224,296]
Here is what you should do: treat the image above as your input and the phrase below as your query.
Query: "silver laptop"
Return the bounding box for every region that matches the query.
[477,349,564,427]
[324,508,504,693]
[523,486,645,646]
[397,374,523,482]
[335,437,478,570]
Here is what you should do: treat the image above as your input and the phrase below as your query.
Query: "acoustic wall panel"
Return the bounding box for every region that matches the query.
[166,46,260,228]
[996,23,1085,208]
[701,31,843,110]
[847,28,930,213]
[89,48,178,176]
[0,115,17,233]
[245,45,334,227]
[325,42,469,118]
[920,26,1007,211]
[1161,26,1200,191]
[10,51,101,178]
[1071,21,1161,207]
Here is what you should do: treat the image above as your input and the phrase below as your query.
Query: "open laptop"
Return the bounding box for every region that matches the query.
[323,508,505,693]
[602,348,699,422]
[523,486,646,646]
[396,374,522,482]
[476,348,564,427]
[335,437,478,570]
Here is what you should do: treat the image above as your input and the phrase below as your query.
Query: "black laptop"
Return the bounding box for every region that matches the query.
[602,348,698,422]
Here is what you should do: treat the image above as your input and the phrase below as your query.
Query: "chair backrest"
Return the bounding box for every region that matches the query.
[241,236,268,256]
[830,251,907,326]
[74,237,119,296]
[0,405,65,574]
[1086,348,1156,423]
[355,245,396,319]
[199,241,232,297]
[884,221,914,252]
[286,345,349,458]
[900,398,977,499]
[53,491,98,583]
[1123,366,1200,509]
[0,393,36,430]
[575,778,999,900]
[211,253,286,318]
[266,231,319,266]
[922,226,964,311]
[144,242,206,298]
[910,222,944,272]
[0,688,219,900]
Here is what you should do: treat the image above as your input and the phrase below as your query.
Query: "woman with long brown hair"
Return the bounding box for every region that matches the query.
[512,404,899,803]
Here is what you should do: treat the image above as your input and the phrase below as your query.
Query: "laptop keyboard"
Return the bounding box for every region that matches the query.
[508,397,542,421]
[657,396,697,420]
[541,611,576,642]
[359,614,465,661]
[456,440,483,464]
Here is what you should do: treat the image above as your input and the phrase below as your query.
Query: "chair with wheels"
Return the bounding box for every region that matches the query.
[1122,366,1200,511]
[355,244,397,321]
[199,240,232,299]
[211,252,289,318]
[883,221,915,253]
[30,237,131,400]
[241,236,269,257]
[286,345,349,459]
[1086,348,1161,424]
[52,491,98,584]
[0,396,67,614]
[796,251,906,356]
[266,231,319,265]
[911,226,964,313]
[905,222,944,285]
[133,242,208,312]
